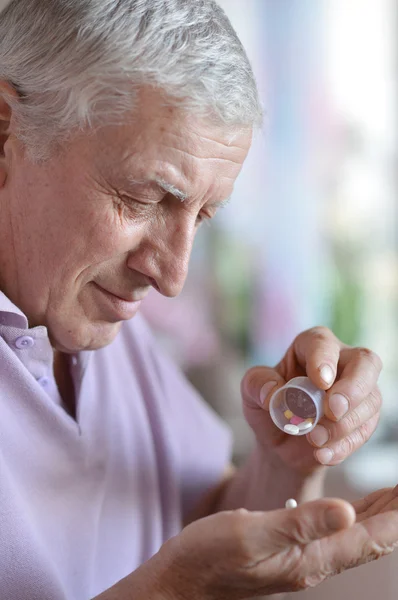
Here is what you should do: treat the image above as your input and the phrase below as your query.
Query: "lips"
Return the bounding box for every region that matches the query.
[99,287,147,303]
[92,282,147,321]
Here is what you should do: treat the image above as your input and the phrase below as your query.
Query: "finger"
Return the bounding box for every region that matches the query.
[292,327,341,391]
[253,498,356,551]
[357,484,398,520]
[360,508,398,549]
[324,348,382,422]
[313,413,380,466]
[241,366,286,411]
[241,367,288,448]
[299,509,398,588]
[352,488,393,516]
[308,388,381,450]
[329,510,398,569]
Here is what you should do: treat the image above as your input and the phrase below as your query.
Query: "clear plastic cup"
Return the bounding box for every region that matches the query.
[269,376,325,436]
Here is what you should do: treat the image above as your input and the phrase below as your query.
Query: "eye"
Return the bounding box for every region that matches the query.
[196,211,212,227]
[112,193,155,224]
[118,194,153,213]
[120,194,143,206]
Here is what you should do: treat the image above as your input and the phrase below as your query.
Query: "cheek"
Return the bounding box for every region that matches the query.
[81,206,145,261]
[47,199,145,275]
[13,167,147,288]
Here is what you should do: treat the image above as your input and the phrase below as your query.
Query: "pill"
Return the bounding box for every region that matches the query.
[285,498,298,509]
[286,389,317,419]
[290,415,305,425]
[298,420,313,431]
[284,409,294,419]
[284,424,300,435]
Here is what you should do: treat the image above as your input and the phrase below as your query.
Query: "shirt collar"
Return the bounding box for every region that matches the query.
[0,290,92,394]
[0,291,29,329]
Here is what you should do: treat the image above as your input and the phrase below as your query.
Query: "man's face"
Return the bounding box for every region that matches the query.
[0,90,252,352]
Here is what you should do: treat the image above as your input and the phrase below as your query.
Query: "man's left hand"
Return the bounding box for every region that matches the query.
[241,326,383,474]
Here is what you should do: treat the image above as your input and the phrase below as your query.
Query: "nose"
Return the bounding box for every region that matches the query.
[128,214,196,298]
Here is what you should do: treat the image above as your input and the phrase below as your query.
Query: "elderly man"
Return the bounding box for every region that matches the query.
[0,1,397,599]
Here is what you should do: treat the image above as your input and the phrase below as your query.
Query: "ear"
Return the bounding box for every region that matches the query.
[0,81,19,189]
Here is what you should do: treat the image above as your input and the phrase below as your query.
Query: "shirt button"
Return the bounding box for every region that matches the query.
[14,335,35,349]
[71,356,78,366]
[37,376,50,388]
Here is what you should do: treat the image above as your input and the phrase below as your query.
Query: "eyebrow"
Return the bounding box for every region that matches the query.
[212,196,232,209]
[124,176,189,202]
[154,178,189,202]
[125,176,231,208]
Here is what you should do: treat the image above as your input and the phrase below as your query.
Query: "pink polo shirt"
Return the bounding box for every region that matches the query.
[0,292,232,599]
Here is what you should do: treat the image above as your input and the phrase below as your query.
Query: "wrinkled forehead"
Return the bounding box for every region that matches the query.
[89,89,253,199]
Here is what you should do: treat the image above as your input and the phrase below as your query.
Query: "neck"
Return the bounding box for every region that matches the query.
[53,350,77,419]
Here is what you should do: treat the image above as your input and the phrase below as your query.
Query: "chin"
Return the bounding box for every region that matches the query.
[49,319,123,353]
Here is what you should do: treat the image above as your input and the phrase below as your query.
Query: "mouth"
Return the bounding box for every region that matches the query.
[92,282,146,321]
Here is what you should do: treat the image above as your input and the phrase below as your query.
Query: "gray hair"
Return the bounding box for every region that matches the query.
[0,0,262,160]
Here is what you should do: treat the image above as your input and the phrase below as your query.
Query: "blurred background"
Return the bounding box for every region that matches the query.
[0,0,394,596]
[141,1,398,598]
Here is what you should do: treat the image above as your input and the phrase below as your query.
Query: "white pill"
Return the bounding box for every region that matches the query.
[298,420,313,431]
[284,424,300,435]
[285,498,298,510]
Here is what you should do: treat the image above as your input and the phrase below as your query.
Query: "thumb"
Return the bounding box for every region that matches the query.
[241,366,286,411]
[260,498,356,549]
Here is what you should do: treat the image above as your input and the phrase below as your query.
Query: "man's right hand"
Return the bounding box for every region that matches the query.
[94,487,398,600]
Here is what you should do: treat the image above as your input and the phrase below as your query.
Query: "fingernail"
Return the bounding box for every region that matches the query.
[309,425,330,448]
[316,448,334,465]
[329,394,349,420]
[326,507,346,530]
[320,364,334,385]
[260,381,278,406]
